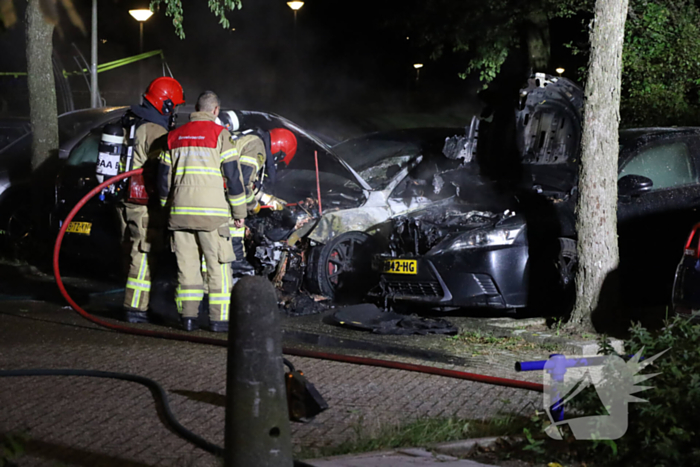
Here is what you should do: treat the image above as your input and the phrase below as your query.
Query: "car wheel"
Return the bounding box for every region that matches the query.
[557,237,578,288]
[305,231,377,300]
[0,199,33,259]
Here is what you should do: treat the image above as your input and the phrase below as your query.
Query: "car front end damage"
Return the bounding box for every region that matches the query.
[370,208,530,310]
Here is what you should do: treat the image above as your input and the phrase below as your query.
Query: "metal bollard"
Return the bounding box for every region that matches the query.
[225,276,293,467]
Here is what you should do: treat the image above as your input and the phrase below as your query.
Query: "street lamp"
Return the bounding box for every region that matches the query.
[287,1,304,49]
[556,67,565,76]
[129,8,154,93]
[129,9,154,53]
[414,63,423,82]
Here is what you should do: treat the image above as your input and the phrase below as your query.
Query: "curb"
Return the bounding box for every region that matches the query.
[479,318,625,355]
[430,436,503,457]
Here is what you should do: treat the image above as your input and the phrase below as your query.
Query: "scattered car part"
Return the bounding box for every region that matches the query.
[329,304,458,335]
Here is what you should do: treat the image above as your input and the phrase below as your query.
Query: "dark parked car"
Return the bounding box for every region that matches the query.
[672,223,700,317]
[0,108,126,254]
[372,74,700,313]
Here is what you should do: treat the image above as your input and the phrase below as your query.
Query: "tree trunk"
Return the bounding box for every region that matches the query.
[26,0,58,173]
[26,0,58,246]
[568,0,628,332]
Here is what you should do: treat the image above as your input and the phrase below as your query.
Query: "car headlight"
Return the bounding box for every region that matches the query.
[431,224,525,253]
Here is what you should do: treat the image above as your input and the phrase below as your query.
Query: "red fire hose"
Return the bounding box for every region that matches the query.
[52,170,543,393]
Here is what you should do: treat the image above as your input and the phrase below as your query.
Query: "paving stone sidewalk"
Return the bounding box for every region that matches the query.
[0,297,543,466]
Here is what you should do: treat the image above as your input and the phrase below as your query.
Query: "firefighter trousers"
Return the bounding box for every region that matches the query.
[172,226,235,321]
[122,204,154,312]
[229,225,248,275]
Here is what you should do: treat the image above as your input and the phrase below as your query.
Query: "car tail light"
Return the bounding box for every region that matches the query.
[683,222,700,258]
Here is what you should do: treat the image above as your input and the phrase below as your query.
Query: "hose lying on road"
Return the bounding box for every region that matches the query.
[0,369,314,467]
[0,369,223,457]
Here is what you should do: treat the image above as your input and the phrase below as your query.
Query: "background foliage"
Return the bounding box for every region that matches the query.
[409,0,700,126]
[149,0,242,39]
[565,317,700,465]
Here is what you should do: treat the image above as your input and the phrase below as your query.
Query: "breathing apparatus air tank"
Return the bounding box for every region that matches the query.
[96,123,125,183]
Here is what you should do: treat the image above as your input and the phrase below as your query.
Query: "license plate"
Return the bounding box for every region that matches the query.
[66,221,92,235]
[384,259,418,275]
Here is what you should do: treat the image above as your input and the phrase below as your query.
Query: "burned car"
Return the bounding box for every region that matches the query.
[53,110,470,306]
[372,74,700,313]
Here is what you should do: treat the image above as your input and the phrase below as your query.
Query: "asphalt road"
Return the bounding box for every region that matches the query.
[0,265,544,466]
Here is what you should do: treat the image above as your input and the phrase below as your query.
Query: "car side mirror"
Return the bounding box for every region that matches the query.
[618,174,653,197]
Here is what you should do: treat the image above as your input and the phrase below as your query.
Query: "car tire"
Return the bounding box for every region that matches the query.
[0,196,33,260]
[305,231,377,301]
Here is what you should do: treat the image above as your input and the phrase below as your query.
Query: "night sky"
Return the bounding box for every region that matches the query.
[0,0,583,138]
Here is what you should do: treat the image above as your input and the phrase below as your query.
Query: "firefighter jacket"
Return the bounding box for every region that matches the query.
[157,111,247,231]
[134,122,168,170]
[233,132,267,205]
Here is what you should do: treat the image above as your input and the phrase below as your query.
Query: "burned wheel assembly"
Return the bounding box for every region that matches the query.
[305,231,377,300]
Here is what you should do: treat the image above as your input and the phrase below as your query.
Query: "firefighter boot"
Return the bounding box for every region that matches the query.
[209,320,229,333]
[181,317,199,332]
[124,307,149,324]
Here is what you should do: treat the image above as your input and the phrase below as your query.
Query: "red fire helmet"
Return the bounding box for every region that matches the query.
[270,128,297,167]
[144,77,185,115]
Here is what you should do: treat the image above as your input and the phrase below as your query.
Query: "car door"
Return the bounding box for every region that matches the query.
[617,135,700,304]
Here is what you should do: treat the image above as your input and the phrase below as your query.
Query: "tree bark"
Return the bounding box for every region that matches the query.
[26,0,58,173]
[568,0,629,332]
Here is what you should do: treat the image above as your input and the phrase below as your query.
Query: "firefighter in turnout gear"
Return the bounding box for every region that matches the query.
[157,91,246,332]
[122,76,185,324]
[217,111,297,276]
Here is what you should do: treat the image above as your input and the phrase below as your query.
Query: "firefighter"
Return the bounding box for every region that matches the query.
[217,111,297,276]
[157,91,247,332]
[121,76,185,324]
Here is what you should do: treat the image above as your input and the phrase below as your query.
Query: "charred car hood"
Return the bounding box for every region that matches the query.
[385,199,519,257]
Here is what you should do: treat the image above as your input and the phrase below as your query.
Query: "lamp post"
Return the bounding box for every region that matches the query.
[90,0,99,108]
[556,67,565,77]
[129,9,154,93]
[414,63,423,83]
[129,9,154,54]
[287,1,304,50]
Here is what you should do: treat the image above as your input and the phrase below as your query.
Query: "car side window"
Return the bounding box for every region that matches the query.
[66,132,101,166]
[618,141,697,190]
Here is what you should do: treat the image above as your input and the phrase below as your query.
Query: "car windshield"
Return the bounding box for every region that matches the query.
[66,131,101,166]
[238,111,366,192]
[333,128,464,190]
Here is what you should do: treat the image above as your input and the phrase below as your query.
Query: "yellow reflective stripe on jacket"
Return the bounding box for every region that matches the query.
[174,166,222,176]
[160,197,167,207]
[221,148,239,163]
[229,227,245,238]
[239,155,260,171]
[245,192,255,203]
[171,207,230,216]
[159,151,172,165]
[228,194,246,207]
